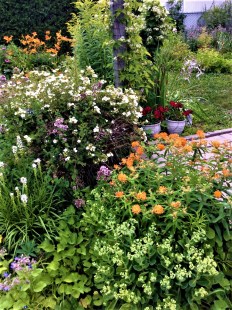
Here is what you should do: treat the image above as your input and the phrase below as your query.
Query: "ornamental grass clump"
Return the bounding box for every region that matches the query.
[83,132,232,309]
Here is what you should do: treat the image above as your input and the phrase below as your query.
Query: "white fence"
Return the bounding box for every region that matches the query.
[160,0,225,29]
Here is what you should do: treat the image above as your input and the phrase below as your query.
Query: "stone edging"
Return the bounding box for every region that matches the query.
[184,128,232,140]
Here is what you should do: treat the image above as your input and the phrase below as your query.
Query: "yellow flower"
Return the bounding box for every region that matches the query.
[157,143,165,151]
[196,130,205,139]
[222,169,230,177]
[131,141,140,148]
[211,140,221,148]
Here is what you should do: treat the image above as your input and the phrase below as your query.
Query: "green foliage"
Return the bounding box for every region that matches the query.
[0,155,62,253]
[196,49,232,73]
[68,0,113,82]
[82,136,232,308]
[0,0,74,53]
[167,0,186,32]
[143,32,194,108]
[201,0,232,30]
[140,0,172,56]
[0,206,102,309]
[168,72,232,134]
[0,42,64,77]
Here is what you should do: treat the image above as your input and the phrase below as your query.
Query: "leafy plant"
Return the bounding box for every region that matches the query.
[68,0,113,82]
[0,206,102,309]
[200,0,232,30]
[0,156,62,253]
[196,48,232,73]
[0,66,142,190]
[82,133,232,308]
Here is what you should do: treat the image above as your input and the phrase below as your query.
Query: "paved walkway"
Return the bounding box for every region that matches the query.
[185,128,232,144]
[185,128,232,160]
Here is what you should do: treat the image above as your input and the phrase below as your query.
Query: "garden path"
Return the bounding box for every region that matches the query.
[185,128,232,160]
[186,128,232,194]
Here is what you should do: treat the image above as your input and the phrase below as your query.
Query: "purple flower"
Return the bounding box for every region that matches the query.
[52,118,68,133]
[4,59,10,63]
[96,165,112,181]
[74,198,85,208]
[3,272,9,278]
[10,255,36,272]
[0,75,6,82]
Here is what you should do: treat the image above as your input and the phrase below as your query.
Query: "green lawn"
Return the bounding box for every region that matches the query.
[169,73,232,134]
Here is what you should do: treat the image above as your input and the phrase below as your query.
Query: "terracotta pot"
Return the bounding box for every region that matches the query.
[167,119,186,134]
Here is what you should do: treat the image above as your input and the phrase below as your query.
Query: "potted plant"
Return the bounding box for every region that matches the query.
[166,101,193,134]
[141,105,168,135]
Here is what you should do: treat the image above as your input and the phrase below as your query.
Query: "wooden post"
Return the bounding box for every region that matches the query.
[110,0,127,87]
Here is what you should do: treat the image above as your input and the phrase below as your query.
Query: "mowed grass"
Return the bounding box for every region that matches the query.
[169,73,232,134]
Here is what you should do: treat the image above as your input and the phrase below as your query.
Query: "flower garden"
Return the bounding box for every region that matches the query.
[0,0,231,309]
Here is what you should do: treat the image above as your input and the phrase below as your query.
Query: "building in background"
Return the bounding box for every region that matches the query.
[160,0,225,29]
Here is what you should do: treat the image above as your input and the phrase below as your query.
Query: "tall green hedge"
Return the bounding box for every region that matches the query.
[0,0,75,46]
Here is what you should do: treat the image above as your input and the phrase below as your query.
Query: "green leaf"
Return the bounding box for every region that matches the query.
[63,272,78,283]
[206,227,215,239]
[212,299,228,310]
[223,230,232,241]
[41,297,57,309]
[39,239,55,252]
[47,260,60,271]
[189,303,199,310]
[119,304,135,310]
[33,280,48,292]
[189,279,196,287]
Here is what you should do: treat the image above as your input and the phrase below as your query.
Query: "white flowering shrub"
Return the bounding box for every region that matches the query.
[140,0,172,56]
[0,66,142,187]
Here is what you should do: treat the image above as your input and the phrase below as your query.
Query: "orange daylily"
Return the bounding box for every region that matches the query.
[3,35,13,43]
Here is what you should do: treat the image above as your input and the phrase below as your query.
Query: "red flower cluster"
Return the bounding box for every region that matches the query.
[142,106,168,123]
[170,101,183,108]
[142,106,152,116]
[167,101,193,121]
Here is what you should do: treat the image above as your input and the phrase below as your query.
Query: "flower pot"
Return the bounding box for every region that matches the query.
[142,122,161,136]
[167,119,186,135]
